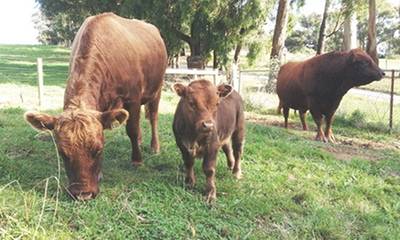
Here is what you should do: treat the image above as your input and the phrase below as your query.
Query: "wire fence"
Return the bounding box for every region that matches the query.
[238,68,400,132]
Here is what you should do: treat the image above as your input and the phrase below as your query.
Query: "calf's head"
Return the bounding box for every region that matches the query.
[25,108,129,200]
[174,79,233,135]
[348,48,385,86]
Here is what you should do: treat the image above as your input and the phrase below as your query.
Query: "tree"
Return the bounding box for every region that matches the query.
[366,0,378,63]
[270,0,290,61]
[36,0,271,69]
[316,0,331,54]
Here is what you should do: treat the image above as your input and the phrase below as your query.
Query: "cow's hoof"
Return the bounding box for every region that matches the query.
[315,135,327,143]
[132,161,143,167]
[233,169,242,179]
[227,161,234,171]
[205,191,216,203]
[151,146,160,154]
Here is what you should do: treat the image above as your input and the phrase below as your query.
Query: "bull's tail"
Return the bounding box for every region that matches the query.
[277,101,283,115]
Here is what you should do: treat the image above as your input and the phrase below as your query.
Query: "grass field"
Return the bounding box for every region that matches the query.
[1,45,400,239]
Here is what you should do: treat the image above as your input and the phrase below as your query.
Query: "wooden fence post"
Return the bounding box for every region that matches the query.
[37,58,44,108]
[389,70,394,132]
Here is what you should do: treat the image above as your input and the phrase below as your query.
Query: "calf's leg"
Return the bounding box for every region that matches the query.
[145,91,161,153]
[222,143,234,170]
[203,150,218,203]
[125,102,143,166]
[232,130,244,179]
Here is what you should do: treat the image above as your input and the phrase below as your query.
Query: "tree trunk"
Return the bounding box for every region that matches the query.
[270,0,289,61]
[366,0,379,64]
[233,42,242,64]
[316,0,331,55]
[213,50,218,69]
[343,14,357,51]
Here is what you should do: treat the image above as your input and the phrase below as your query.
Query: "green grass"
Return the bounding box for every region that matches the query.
[0,45,69,87]
[1,102,399,239]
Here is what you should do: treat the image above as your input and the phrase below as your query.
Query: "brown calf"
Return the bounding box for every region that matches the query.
[172,80,245,202]
[25,13,167,200]
[276,49,384,142]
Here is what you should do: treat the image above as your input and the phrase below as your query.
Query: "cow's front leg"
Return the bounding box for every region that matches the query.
[299,109,308,131]
[203,149,218,203]
[145,90,161,153]
[125,102,143,166]
[324,112,336,143]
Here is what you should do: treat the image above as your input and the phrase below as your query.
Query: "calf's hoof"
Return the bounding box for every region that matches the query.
[132,160,143,167]
[185,177,196,189]
[205,190,216,203]
[233,169,242,179]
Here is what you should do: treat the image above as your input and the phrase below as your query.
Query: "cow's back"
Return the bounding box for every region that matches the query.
[216,91,244,141]
[66,13,167,109]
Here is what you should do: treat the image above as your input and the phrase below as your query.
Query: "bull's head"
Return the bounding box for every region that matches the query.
[25,108,129,200]
[173,80,233,136]
[348,48,385,86]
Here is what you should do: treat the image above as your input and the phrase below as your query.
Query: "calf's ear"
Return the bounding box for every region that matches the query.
[24,111,57,131]
[101,109,129,129]
[173,83,186,97]
[217,84,233,98]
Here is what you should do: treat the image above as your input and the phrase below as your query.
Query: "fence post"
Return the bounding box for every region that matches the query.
[389,70,394,132]
[231,63,239,92]
[213,69,217,85]
[37,58,44,108]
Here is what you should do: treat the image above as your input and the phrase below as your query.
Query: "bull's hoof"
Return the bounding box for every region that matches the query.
[326,134,336,143]
[315,134,328,142]
[132,161,143,167]
[233,169,242,179]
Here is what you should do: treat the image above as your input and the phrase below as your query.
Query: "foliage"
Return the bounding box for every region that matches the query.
[35,0,273,69]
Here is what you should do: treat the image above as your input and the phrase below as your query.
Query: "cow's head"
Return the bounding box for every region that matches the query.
[348,48,385,86]
[173,79,233,136]
[25,108,129,200]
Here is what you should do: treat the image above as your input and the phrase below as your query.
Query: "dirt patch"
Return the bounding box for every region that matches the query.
[246,111,397,161]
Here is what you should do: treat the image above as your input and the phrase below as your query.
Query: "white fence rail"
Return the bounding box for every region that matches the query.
[166,68,219,85]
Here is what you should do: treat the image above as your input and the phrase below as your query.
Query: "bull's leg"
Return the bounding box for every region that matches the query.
[145,90,161,153]
[125,102,143,166]
[232,131,244,179]
[203,150,218,203]
[222,143,234,170]
[283,106,289,128]
[299,110,308,131]
[310,110,327,142]
[324,112,336,143]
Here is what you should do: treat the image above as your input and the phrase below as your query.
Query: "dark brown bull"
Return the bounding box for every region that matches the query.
[172,80,245,202]
[24,13,167,200]
[276,48,385,142]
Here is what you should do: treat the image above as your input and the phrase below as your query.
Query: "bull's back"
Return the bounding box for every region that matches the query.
[276,62,308,110]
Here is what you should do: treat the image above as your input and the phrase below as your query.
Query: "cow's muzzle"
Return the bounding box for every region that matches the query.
[201,120,214,132]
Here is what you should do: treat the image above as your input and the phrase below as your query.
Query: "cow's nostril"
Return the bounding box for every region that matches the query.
[76,192,94,201]
[202,121,214,129]
[382,71,385,76]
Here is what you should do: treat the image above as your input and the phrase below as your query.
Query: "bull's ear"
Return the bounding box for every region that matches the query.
[173,83,186,97]
[24,111,57,131]
[100,109,129,129]
[217,84,233,98]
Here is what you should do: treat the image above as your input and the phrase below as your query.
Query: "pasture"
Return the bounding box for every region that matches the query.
[0,45,400,239]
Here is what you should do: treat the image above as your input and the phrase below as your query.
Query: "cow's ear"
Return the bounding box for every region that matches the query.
[24,111,58,131]
[100,109,129,129]
[217,84,233,98]
[173,83,186,97]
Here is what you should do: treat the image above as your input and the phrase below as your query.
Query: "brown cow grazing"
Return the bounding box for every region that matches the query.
[24,13,167,200]
[172,80,245,203]
[276,48,385,142]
